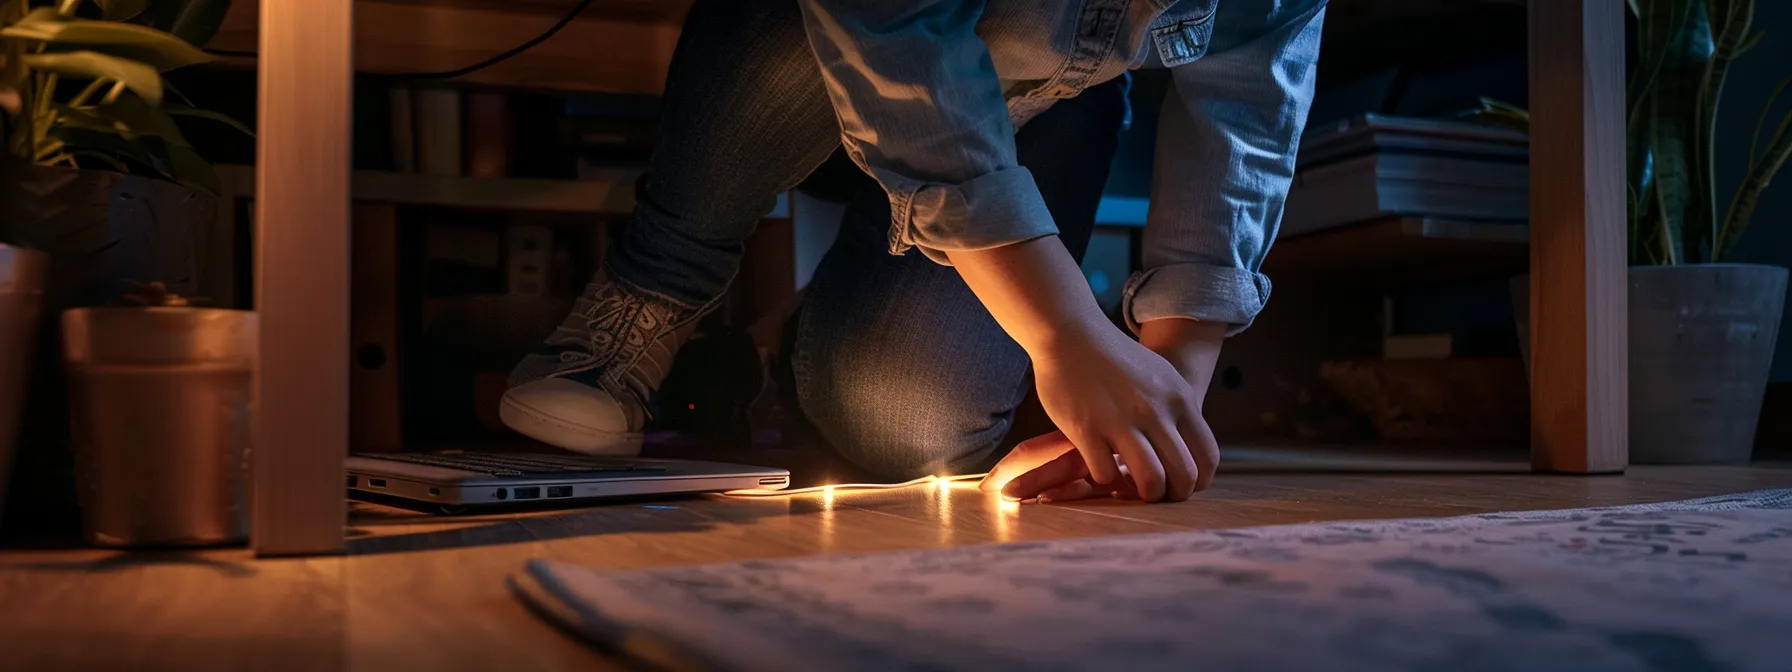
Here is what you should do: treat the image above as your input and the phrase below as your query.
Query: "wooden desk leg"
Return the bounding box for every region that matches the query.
[252,0,354,555]
[1526,0,1627,474]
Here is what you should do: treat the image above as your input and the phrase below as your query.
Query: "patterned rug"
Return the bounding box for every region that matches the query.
[511,490,1792,672]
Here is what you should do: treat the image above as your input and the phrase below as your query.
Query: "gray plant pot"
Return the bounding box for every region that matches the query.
[0,245,48,530]
[1512,264,1789,463]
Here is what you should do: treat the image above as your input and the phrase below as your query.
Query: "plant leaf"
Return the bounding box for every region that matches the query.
[1716,112,1791,259]
[2,9,211,71]
[1747,75,1792,162]
[50,102,129,136]
[95,0,148,21]
[91,91,189,144]
[140,135,216,193]
[165,104,252,137]
[148,0,229,47]
[21,50,161,105]
[46,124,160,169]
[1628,0,1697,202]
[1693,0,1752,262]
[1643,0,1715,264]
[67,148,127,171]
[1718,82,1792,260]
[1462,96,1530,133]
[1738,29,1765,53]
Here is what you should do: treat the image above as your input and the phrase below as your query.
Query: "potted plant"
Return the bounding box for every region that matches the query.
[0,241,45,526]
[0,0,243,534]
[62,281,255,547]
[1489,0,1790,463]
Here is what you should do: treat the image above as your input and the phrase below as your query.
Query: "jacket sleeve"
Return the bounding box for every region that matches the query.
[1124,1,1326,336]
[797,0,1057,264]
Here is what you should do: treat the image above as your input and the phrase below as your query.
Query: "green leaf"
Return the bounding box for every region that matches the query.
[162,78,192,105]
[1718,79,1792,260]
[1716,120,1790,259]
[1693,0,1752,261]
[91,91,189,144]
[1646,0,1716,263]
[67,148,127,171]
[1628,0,1693,205]
[50,102,129,136]
[45,124,159,168]
[21,50,161,104]
[95,0,148,21]
[1747,75,1792,161]
[2,9,211,71]
[148,0,229,47]
[163,141,217,193]
[140,134,216,193]
[1463,96,1530,133]
[165,104,252,137]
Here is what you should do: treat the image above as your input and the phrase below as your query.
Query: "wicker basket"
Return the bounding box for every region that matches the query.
[1318,358,1529,444]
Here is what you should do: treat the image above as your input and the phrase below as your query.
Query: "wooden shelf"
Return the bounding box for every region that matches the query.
[1094,198,1526,286]
[217,165,636,214]
[211,0,692,94]
[1264,216,1527,286]
[216,165,790,217]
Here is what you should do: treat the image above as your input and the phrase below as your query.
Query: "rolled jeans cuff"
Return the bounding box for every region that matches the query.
[1122,263,1273,337]
[885,166,1058,264]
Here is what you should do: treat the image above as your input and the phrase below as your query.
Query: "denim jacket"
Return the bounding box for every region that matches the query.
[799,0,1327,334]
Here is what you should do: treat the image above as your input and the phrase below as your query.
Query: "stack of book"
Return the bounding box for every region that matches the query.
[1281,114,1528,240]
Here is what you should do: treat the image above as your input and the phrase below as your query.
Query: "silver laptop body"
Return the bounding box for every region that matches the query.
[347,451,789,509]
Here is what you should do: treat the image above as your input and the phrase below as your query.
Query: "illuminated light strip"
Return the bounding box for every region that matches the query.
[721,473,989,497]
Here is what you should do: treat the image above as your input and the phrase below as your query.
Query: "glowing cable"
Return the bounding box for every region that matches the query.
[722,472,988,497]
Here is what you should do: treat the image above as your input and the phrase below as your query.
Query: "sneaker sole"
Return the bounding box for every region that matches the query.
[500,391,645,457]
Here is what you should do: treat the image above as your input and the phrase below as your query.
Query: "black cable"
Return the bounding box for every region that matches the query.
[204,0,597,80]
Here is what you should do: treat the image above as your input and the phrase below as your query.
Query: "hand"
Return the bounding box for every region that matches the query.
[943,239,1222,502]
[981,430,1132,502]
[985,410,1222,502]
[1013,327,1216,502]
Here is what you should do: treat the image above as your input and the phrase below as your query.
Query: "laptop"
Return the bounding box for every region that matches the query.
[347,450,790,511]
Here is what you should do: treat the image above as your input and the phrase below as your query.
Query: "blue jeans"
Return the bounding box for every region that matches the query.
[612,0,1127,479]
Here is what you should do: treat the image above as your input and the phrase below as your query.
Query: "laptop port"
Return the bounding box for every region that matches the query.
[547,486,573,498]
[514,487,541,500]
[367,478,387,489]
[759,477,788,487]
[346,475,357,488]
[494,488,508,500]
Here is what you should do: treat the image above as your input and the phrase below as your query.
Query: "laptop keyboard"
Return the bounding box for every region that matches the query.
[356,451,666,478]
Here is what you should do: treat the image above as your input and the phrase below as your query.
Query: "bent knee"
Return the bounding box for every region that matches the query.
[794,358,1014,480]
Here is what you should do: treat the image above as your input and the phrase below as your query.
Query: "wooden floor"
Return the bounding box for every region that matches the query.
[4,451,1791,671]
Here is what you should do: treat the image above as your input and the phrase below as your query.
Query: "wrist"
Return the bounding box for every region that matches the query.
[1022,304,1121,360]
[1137,318,1225,398]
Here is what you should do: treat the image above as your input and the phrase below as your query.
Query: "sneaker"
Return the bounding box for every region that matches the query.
[501,273,709,455]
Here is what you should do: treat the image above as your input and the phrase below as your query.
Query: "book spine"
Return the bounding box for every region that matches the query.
[414,87,463,177]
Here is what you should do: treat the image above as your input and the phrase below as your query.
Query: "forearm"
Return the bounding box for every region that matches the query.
[945,236,1111,356]
[1137,318,1225,406]
[947,239,1225,395]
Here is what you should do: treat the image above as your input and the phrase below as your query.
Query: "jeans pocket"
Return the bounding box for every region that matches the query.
[1150,0,1218,67]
